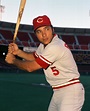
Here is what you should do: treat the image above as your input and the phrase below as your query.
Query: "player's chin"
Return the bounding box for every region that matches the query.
[42,42,49,45]
[42,40,51,45]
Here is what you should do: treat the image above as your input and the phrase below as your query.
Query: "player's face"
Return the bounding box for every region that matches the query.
[35,26,54,45]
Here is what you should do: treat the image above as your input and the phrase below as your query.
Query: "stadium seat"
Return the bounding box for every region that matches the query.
[61,35,76,50]
[77,35,90,50]
[1,39,8,45]
[17,31,31,42]
[30,33,39,42]
[30,42,36,47]
[0,29,13,40]
[77,35,90,45]
[22,41,30,47]
[80,45,88,50]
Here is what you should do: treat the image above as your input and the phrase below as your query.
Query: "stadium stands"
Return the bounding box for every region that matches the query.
[0,23,90,50]
[61,35,76,44]
[0,21,90,73]
[77,35,90,45]
[30,32,40,47]
[76,35,90,50]
[0,28,40,47]
[60,34,90,50]
[17,31,31,41]
[0,29,13,40]
[61,35,76,49]
[30,33,39,42]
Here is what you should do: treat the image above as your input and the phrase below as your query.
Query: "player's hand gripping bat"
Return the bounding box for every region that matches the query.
[13,0,26,43]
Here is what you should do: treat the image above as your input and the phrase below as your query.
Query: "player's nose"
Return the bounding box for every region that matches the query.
[42,31,46,37]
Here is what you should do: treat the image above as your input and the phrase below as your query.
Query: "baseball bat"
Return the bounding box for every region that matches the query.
[13,0,26,43]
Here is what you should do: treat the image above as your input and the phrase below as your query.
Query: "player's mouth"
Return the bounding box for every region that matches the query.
[43,38,49,42]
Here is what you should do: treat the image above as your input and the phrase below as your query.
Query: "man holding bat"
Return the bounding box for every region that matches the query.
[5,15,85,111]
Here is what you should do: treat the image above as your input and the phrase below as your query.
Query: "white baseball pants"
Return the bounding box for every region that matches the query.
[48,83,85,111]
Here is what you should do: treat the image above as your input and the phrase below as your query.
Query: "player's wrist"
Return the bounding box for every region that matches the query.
[17,49,22,56]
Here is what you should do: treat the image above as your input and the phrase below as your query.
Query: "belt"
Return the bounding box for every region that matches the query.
[52,78,80,89]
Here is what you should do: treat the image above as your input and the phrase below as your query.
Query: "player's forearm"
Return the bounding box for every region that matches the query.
[12,58,33,72]
[12,58,41,72]
[5,53,40,72]
[17,49,35,61]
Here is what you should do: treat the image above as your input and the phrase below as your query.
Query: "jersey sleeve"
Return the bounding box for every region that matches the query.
[34,44,65,69]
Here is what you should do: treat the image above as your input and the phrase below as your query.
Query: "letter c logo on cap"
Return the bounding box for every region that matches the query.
[37,18,43,23]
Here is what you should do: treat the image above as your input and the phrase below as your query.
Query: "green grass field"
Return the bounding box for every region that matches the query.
[0,72,90,111]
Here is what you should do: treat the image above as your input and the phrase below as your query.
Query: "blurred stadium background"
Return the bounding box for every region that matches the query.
[0,18,90,110]
[0,21,90,73]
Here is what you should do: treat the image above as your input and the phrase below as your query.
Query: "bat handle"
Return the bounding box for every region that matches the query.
[13,37,15,43]
[13,40,15,43]
[13,32,17,43]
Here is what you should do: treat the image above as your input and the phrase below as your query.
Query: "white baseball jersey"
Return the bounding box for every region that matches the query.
[34,34,80,87]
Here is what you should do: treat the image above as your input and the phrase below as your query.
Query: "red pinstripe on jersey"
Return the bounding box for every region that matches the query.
[52,78,80,89]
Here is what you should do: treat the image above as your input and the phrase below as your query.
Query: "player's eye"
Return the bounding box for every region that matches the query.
[36,30,41,34]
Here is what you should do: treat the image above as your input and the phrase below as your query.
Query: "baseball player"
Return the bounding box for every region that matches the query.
[5,15,85,111]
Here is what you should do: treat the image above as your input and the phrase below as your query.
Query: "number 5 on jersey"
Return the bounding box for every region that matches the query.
[51,66,59,76]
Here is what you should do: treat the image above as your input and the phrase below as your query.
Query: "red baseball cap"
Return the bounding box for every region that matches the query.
[33,15,52,31]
